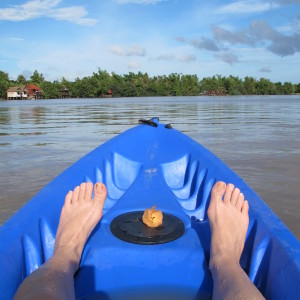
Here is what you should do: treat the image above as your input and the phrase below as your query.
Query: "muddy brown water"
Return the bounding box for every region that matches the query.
[0,96,299,239]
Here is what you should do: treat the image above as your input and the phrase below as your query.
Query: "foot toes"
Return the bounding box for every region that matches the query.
[84,182,93,202]
[242,200,249,215]
[78,183,86,202]
[231,188,240,206]
[93,183,107,212]
[236,193,244,211]
[224,183,234,204]
[210,181,226,206]
[72,186,80,203]
[64,191,73,206]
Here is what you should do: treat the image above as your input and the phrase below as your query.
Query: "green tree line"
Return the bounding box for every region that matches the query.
[1,69,299,99]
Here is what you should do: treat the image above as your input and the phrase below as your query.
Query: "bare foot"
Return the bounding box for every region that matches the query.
[51,182,107,274]
[207,181,249,269]
[13,183,107,300]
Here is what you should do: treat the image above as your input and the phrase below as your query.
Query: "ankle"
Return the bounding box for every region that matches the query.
[209,253,240,273]
[50,248,81,274]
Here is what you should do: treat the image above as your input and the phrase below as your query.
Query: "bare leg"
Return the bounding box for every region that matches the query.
[207,181,265,300]
[14,182,107,300]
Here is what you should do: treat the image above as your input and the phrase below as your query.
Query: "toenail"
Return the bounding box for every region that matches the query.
[216,182,225,191]
[95,183,103,191]
[228,184,234,189]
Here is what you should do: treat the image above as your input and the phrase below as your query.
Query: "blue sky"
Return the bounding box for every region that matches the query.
[0,0,299,83]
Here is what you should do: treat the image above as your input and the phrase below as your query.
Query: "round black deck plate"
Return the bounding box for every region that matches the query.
[110,211,185,245]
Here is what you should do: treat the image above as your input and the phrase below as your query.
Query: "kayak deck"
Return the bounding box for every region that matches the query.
[0,118,300,299]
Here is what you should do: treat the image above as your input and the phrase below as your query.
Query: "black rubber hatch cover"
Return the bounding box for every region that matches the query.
[110,211,185,245]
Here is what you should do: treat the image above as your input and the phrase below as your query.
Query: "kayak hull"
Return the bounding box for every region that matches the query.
[0,118,299,299]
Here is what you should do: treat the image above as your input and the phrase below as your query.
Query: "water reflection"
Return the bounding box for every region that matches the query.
[0,96,299,239]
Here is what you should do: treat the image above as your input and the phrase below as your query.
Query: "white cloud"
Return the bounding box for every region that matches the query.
[8,37,24,42]
[259,67,272,72]
[216,52,239,64]
[149,53,196,63]
[216,0,279,14]
[150,54,175,61]
[210,21,300,57]
[48,7,97,26]
[277,0,300,4]
[179,54,197,62]
[174,36,187,43]
[127,60,140,69]
[109,45,146,56]
[276,17,300,33]
[114,0,163,4]
[191,37,220,51]
[0,0,97,26]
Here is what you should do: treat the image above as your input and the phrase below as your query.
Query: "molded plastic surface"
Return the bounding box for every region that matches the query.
[0,119,300,299]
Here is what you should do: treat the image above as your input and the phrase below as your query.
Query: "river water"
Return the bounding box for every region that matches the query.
[0,96,299,239]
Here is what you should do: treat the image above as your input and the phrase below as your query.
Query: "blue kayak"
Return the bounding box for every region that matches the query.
[0,118,300,299]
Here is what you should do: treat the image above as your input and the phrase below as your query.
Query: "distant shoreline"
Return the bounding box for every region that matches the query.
[1,69,299,100]
[1,94,300,102]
